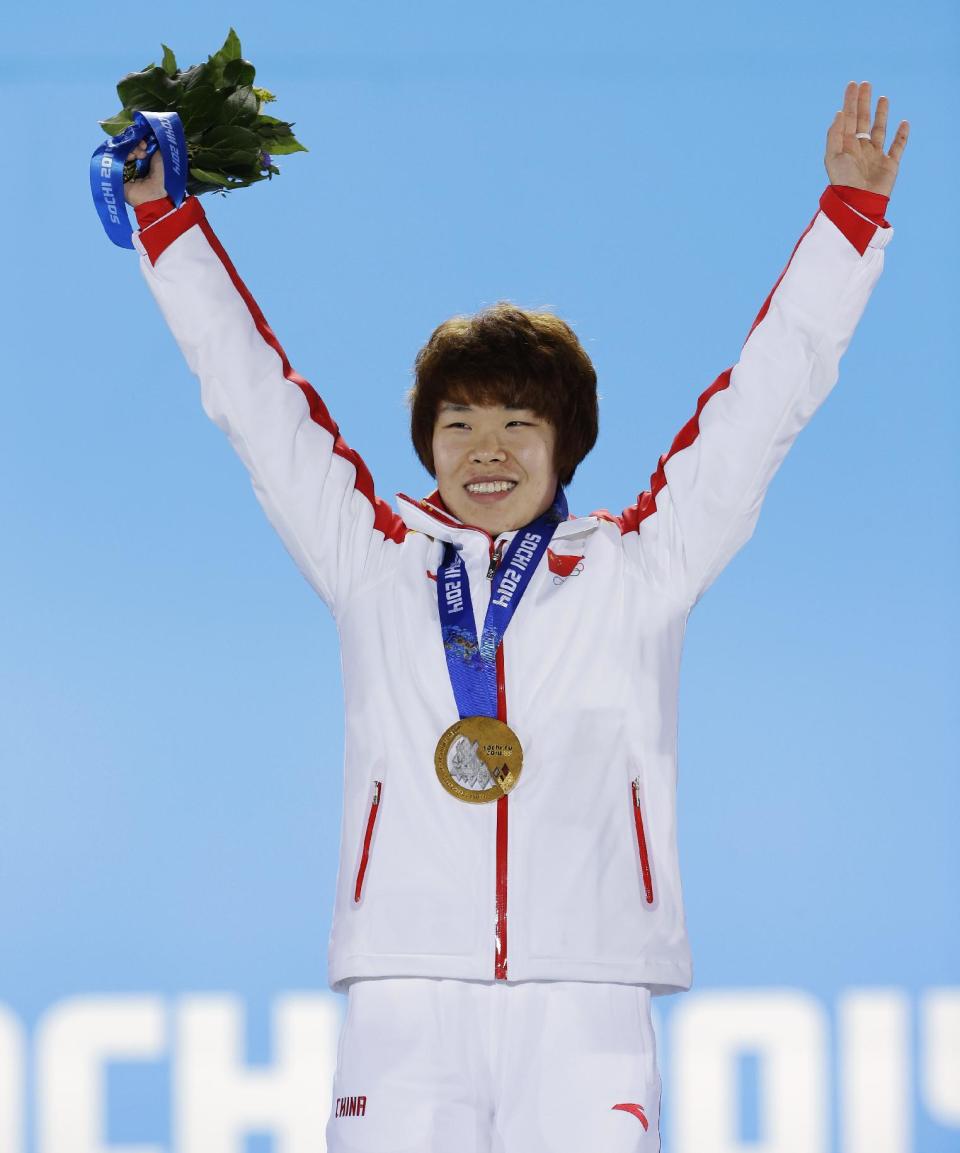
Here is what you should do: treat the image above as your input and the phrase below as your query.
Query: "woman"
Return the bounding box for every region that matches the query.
[121,80,908,1152]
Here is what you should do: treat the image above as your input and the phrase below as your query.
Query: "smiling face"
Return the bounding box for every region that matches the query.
[431,402,559,537]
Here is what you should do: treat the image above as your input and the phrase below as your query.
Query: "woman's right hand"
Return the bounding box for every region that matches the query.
[123,140,167,207]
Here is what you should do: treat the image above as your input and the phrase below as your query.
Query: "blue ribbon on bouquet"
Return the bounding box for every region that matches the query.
[90,111,188,249]
[436,487,567,719]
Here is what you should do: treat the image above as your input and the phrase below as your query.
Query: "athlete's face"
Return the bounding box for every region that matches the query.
[432,402,559,537]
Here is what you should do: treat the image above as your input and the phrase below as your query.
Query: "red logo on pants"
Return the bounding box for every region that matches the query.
[612,1102,649,1130]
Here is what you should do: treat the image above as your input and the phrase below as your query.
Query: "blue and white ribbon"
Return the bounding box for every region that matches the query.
[436,488,567,719]
[90,111,188,249]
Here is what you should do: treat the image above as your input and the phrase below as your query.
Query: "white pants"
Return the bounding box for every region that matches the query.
[325,977,661,1153]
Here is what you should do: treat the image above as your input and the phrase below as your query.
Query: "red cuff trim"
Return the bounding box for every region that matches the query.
[134,197,175,229]
[139,197,206,265]
[831,184,890,224]
[819,185,886,256]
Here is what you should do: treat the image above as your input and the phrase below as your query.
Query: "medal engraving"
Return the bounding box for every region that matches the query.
[435,717,524,804]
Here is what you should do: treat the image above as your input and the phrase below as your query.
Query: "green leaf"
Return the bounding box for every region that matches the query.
[185,170,229,192]
[186,166,273,196]
[220,86,259,126]
[260,135,307,155]
[161,43,178,77]
[204,57,222,90]
[229,170,271,188]
[203,124,261,149]
[179,61,212,91]
[186,179,231,197]
[178,84,227,133]
[194,124,262,172]
[206,28,243,88]
[254,121,292,142]
[223,58,256,88]
[100,109,134,136]
[219,28,242,62]
[252,86,276,104]
[253,114,307,154]
[117,66,178,112]
[189,167,233,186]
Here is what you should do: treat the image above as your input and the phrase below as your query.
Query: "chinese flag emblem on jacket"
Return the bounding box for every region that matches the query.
[547,548,583,578]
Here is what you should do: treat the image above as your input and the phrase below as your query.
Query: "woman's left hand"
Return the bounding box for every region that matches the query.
[824,80,909,196]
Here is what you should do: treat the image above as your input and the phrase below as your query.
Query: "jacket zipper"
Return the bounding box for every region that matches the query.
[631,777,655,906]
[353,780,382,903]
[486,538,505,580]
[489,536,509,980]
[395,499,520,974]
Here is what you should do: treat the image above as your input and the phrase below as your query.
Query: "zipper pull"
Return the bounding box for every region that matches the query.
[486,539,505,580]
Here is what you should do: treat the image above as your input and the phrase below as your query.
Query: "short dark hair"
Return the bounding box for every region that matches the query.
[408,301,599,486]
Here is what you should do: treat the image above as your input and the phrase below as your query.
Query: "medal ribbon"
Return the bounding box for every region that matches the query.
[90,111,188,249]
[437,488,568,719]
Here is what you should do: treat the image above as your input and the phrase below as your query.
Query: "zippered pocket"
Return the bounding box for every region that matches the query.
[353,780,383,904]
[631,777,655,907]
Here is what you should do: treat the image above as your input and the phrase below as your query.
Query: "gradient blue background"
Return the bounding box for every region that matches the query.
[1,1,957,1149]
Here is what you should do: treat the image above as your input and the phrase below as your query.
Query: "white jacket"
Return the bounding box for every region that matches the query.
[133,187,892,994]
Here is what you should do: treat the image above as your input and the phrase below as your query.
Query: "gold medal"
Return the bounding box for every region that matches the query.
[434,716,524,804]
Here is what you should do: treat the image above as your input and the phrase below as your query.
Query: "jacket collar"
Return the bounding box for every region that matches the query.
[396,490,600,545]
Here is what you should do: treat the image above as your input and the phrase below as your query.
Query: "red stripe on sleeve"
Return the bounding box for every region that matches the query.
[194,216,407,544]
[139,198,406,544]
[593,367,736,535]
[743,208,822,344]
[596,186,865,537]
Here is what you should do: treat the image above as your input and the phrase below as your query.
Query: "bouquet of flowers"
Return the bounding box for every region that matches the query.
[98,28,306,196]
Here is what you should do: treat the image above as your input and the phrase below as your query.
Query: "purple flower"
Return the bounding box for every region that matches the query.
[260,151,273,169]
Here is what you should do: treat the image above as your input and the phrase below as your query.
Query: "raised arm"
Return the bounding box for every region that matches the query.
[609,82,909,606]
[125,146,406,612]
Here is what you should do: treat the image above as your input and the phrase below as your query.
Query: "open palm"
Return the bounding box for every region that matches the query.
[825,81,909,197]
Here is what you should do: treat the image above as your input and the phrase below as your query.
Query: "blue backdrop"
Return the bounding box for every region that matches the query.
[1,2,957,1150]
